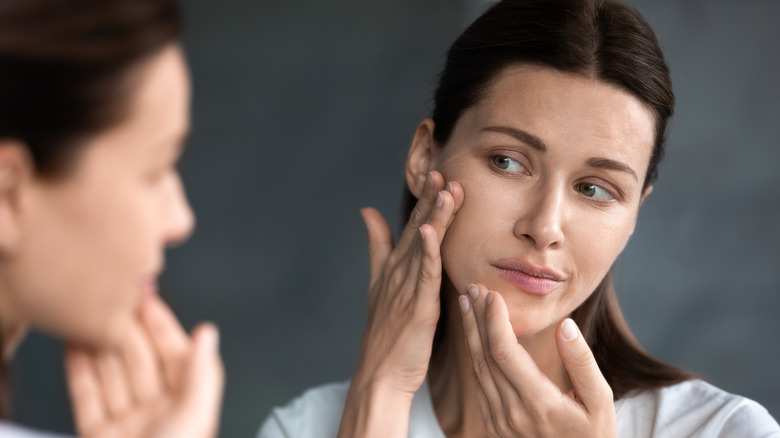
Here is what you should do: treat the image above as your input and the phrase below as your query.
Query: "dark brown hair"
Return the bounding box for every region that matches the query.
[406,0,695,399]
[0,0,181,417]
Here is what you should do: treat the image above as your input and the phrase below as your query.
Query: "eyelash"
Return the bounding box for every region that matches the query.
[489,154,530,176]
[488,153,622,203]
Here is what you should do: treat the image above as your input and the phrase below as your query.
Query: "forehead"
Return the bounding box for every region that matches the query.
[460,66,656,172]
[73,46,190,172]
[124,45,190,144]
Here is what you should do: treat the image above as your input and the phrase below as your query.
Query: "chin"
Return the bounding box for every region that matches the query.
[508,317,549,339]
[63,310,135,349]
[501,295,560,338]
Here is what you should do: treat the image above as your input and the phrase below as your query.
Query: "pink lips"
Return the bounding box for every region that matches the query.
[492,260,564,296]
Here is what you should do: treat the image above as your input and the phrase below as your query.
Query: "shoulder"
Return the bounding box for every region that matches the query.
[256,380,445,438]
[616,379,780,437]
[0,422,71,438]
[256,380,350,438]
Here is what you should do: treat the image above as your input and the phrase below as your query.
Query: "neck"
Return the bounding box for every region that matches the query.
[428,283,571,437]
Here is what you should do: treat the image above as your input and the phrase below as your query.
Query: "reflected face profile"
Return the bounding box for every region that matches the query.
[419,66,656,338]
[4,45,193,348]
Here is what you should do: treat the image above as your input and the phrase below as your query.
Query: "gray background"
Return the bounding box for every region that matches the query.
[10,0,780,436]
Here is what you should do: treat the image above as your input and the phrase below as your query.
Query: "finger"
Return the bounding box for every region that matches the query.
[140,294,191,391]
[65,345,107,434]
[420,184,460,248]
[385,185,455,311]
[458,285,504,422]
[414,224,444,310]
[94,351,132,417]
[470,285,528,430]
[443,180,465,227]
[395,170,445,254]
[174,323,224,437]
[361,207,394,288]
[400,187,455,288]
[483,290,558,403]
[116,315,163,402]
[556,318,613,411]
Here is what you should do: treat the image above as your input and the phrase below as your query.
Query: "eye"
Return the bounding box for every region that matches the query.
[576,183,615,201]
[491,155,527,174]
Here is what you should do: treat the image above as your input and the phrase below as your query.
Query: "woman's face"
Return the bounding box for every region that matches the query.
[412,66,655,338]
[3,45,193,348]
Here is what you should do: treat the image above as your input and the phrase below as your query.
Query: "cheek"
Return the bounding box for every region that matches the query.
[15,179,159,346]
[567,211,634,289]
[439,176,510,292]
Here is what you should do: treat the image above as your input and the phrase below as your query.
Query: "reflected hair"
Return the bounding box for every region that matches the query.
[0,0,181,417]
[403,0,695,399]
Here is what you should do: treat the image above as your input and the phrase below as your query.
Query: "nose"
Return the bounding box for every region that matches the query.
[163,173,195,247]
[513,183,565,250]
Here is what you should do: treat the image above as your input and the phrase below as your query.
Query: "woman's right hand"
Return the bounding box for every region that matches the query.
[339,170,464,437]
[64,295,224,438]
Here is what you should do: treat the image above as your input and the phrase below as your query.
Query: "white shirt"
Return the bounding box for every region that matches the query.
[0,422,69,438]
[257,379,780,437]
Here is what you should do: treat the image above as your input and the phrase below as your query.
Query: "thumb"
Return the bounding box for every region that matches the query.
[361,207,394,285]
[174,323,224,438]
[556,318,613,411]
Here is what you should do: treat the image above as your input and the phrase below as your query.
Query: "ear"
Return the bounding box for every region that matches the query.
[405,118,440,198]
[0,140,32,254]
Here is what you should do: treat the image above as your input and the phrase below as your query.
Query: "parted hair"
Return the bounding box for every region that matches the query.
[403,0,696,400]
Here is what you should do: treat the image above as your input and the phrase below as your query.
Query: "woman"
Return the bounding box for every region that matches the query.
[259,0,780,436]
[0,0,223,436]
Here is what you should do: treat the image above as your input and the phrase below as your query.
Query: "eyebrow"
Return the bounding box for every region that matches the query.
[481,126,547,152]
[587,158,638,181]
[482,125,638,181]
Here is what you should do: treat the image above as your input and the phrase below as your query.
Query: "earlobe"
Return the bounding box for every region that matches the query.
[0,140,31,254]
[405,118,440,198]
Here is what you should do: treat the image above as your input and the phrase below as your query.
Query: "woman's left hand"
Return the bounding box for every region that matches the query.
[458,283,617,438]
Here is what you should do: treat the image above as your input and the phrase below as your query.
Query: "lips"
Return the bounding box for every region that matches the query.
[492,259,564,296]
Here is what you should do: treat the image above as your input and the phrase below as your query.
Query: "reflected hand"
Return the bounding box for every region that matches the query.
[65,295,224,438]
[459,283,616,437]
[339,170,464,437]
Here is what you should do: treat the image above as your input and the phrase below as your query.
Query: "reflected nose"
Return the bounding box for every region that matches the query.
[513,185,565,250]
[163,173,195,247]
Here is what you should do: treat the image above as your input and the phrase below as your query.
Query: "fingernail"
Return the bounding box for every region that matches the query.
[427,171,434,186]
[561,318,578,342]
[435,192,443,208]
[446,182,454,192]
[419,226,426,240]
[486,291,494,306]
[467,283,479,300]
[458,295,470,313]
[201,324,220,350]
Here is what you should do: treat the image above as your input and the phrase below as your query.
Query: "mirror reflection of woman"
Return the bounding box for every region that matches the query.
[259,0,780,436]
[0,0,223,436]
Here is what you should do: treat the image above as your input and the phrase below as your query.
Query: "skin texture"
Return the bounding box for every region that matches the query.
[432,65,654,343]
[0,45,223,437]
[340,65,655,437]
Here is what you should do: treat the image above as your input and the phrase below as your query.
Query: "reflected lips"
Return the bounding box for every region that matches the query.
[493,260,563,296]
